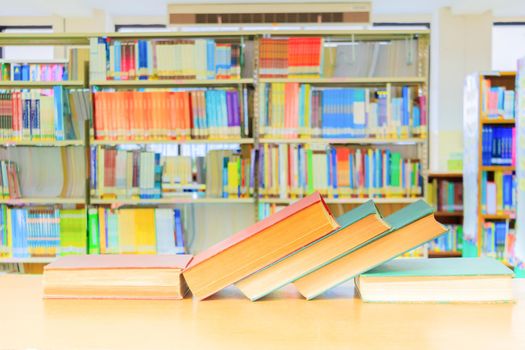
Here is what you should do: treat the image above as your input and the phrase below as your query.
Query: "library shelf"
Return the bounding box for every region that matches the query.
[428,251,462,258]
[0,198,86,205]
[259,197,421,205]
[481,213,515,220]
[0,80,85,88]
[258,138,426,145]
[90,138,254,146]
[427,172,463,179]
[258,77,426,85]
[434,211,464,218]
[480,165,515,172]
[480,118,515,125]
[0,140,85,147]
[90,78,254,87]
[0,257,55,264]
[90,198,255,205]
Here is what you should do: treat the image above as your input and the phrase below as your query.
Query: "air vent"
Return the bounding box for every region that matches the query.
[167,2,371,26]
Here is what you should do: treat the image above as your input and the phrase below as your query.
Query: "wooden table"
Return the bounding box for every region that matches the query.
[1,274,524,350]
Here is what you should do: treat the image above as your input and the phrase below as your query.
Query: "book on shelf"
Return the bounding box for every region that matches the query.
[481,171,516,215]
[43,254,193,300]
[481,78,515,119]
[258,144,422,199]
[89,207,187,255]
[482,221,515,262]
[0,88,90,141]
[68,48,90,82]
[0,146,85,199]
[429,224,463,253]
[293,200,447,300]
[355,257,513,303]
[235,200,390,301]
[93,88,249,140]
[259,83,427,139]
[183,192,339,300]
[90,146,253,200]
[259,37,419,78]
[426,178,463,212]
[90,37,245,81]
[0,206,87,259]
[0,62,68,82]
[482,125,515,166]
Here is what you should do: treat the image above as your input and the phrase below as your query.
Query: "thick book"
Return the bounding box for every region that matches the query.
[355,257,514,303]
[183,192,339,300]
[293,199,447,299]
[235,200,390,301]
[43,254,193,300]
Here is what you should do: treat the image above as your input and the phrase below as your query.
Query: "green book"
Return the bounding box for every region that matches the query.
[356,257,514,303]
[87,208,100,254]
[59,209,87,256]
[293,199,447,300]
[236,200,390,301]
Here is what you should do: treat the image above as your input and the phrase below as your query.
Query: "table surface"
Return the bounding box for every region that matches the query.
[0,274,524,350]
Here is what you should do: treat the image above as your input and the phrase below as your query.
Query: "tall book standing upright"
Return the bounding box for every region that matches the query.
[463,72,518,267]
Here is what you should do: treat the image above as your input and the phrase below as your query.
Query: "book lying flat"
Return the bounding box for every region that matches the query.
[43,254,193,300]
[293,199,447,300]
[235,200,390,301]
[183,192,339,300]
[355,257,514,303]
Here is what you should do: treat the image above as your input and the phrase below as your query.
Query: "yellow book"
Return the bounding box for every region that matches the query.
[495,172,503,213]
[134,209,156,254]
[6,207,12,258]
[118,210,136,254]
[227,158,239,198]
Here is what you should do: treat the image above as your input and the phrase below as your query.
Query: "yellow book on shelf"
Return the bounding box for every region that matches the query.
[495,172,503,213]
[6,207,12,258]
[227,159,239,198]
[134,209,156,254]
[98,207,107,254]
[118,210,136,254]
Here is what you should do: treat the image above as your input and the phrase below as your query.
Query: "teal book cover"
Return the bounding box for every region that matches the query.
[299,199,444,299]
[361,257,514,278]
[236,200,386,301]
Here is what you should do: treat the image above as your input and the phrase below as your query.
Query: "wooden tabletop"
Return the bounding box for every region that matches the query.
[1,274,525,350]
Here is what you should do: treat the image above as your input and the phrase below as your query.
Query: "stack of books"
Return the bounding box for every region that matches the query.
[481,170,516,215]
[482,125,515,166]
[481,78,515,119]
[42,193,514,302]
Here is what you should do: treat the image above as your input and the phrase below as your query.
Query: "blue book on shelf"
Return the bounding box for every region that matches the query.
[21,64,30,81]
[13,65,21,81]
[114,40,121,80]
[33,97,40,138]
[222,157,229,198]
[207,39,216,79]
[331,147,338,198]
[174,209,185,254]
[503,174,512,211]
[53,86,65,141]
[401,86,410,128]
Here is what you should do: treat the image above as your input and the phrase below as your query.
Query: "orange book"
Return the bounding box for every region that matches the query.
[167,92,177,139]
[43,255,193,300]
[183,192,339,300]
[93,92,104,140]
[181,91,191,139]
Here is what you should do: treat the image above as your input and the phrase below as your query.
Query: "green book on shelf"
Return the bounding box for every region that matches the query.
[235,200,390,301]
[59,209,87,256]
[355,257,514,303]
[293,200,448,299]
[87,208,100,254]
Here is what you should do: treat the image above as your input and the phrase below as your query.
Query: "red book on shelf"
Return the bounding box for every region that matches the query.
[183,192,339,300]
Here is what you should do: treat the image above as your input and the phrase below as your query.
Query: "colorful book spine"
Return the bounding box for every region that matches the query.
[426,178,463,212]
[482,125,515,166]
[481,171,516,215]
[0,88,89,142]
[260,83,427,139]
[0,161,22,199]
[481,79,515,119]
[88,207,187,254]
[97,38,241,81]
[0,63,68,82]
[429,224,463,252]
[482,221,513,261]
[258,144,422,199]
[93,88,245,141]
[0,206,86,258]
